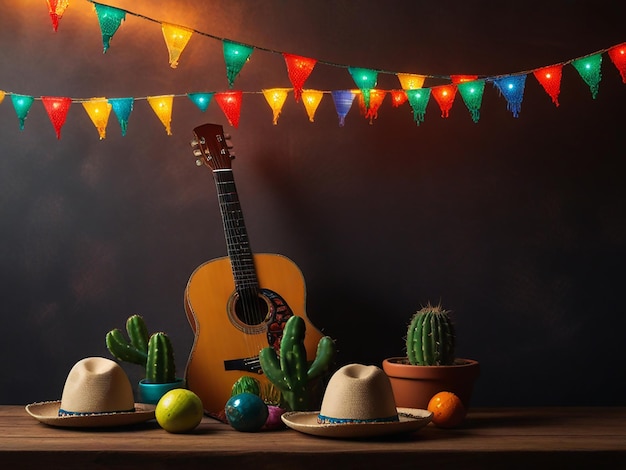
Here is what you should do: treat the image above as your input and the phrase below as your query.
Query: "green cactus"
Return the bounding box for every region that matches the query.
[406,303,456,366]
[145,332,176,383]
[105,314,177,383]
[259,315,335,411]
[231,376,261,397]
[105,314,149,366]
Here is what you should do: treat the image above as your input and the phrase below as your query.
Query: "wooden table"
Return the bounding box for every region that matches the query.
[1,406,625,469]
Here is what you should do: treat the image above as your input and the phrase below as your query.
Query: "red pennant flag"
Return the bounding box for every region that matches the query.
[46,0,69,32]
[390,90,408,107]
[41,96,72,139]
[432,85,457,118]
[533,65,563,106]
[608,43,626,83]
[451,75,478,84]
[283,54,317,102]
[215,91,243,128]
[357,90,386,124]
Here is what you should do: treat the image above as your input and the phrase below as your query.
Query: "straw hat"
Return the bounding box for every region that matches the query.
[25,357,155,428]
[281,363,432,438]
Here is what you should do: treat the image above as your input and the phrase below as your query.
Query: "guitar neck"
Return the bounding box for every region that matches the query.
[213,169,259,294]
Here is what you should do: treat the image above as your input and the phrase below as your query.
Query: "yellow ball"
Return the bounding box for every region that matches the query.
[155,388,204,433]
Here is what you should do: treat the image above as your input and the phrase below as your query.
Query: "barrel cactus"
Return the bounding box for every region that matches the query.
[106,314,177,383]
[406,303,456,366]
[259,315,335,411]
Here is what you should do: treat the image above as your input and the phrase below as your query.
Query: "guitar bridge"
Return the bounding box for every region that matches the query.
[224,356,263,374]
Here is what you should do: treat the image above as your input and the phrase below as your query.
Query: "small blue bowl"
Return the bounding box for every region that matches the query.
[138,378,185,405]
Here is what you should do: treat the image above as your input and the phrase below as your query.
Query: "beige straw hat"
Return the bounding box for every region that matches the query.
[25,357,155,427]
[281,363,432,438]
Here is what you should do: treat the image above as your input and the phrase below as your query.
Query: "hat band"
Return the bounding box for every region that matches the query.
[317,414,399,425]
[58,407,136,417]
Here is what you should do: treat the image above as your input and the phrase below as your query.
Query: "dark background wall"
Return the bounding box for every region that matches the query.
[1,0,625,407]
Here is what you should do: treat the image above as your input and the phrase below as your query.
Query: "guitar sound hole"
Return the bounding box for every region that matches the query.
[233,292,269,327]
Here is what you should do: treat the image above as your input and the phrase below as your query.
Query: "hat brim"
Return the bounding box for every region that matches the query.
[281,407,433,439]
[25,401,156,428]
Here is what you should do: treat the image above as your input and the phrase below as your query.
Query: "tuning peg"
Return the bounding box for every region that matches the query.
[190,139,198,148]
[195,159,203,166]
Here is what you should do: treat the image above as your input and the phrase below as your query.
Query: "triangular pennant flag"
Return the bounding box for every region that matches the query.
[283,54,317,102]
[451,75,478,84]
[93,3,126,53]
[187,92,214,112]
[10,94,34,130]
[222,40,254,88]
[571,53,602,99]
[331,90,356,127]
[82,98,112,140]
[0,90,5,105]
[348,67,378,109]
[457,79,485,123]
[492,74,527,118]
[533,65,563,106]
[108,97,134,136]
[41,96,72,139]
[406,88,431,125]
[608,43,626,83]
[147,95,174,135]
[161,23,193,68]
[397,73,426,90]
[215,91,243,128]
[357,89,386,124]
[46,0,69,32]
[390,90,408,107]
[262,88,289,125]
[431,85,457,118]
[301,89,324,122]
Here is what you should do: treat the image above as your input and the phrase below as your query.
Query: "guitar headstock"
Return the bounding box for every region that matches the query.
[190,123,234,170]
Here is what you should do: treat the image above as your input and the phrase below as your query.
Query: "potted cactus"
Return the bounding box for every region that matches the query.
[259,315,336,412]
[106,314,184,404]
[382,303,479,413]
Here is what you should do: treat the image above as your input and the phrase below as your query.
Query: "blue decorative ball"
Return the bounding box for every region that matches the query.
[225,393,268,432]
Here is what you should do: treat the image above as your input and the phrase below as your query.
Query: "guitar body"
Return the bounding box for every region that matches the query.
[185,253,323,416]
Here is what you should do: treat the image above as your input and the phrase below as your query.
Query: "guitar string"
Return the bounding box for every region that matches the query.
[216,169,266,366]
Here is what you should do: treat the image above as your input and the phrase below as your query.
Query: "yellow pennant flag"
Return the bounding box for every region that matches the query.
[262,88,289,125]
[161,23,193,68]
[0,90,5,105]
[82,98,112,139]
[301,90,324,122]
[397,73,425,90]
[147,95,174,135]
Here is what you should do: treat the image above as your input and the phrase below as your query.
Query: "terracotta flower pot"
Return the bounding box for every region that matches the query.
[382,357,480,410]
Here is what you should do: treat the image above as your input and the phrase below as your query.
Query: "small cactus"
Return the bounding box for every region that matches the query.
[145,332,176,383]
[406,303,456,366]
[105,314,149,366]
[106,314,177,383]
[259,315,335,411]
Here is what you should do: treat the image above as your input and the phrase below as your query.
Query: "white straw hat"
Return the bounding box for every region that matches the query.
[26,357,155,427]
[281,363,432,438]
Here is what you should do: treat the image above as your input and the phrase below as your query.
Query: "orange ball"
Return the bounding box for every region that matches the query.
[427,391,466,428]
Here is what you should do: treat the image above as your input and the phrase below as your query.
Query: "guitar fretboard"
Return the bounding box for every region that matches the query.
[213,169,259,296]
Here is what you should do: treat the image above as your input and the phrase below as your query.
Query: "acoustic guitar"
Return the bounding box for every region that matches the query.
[184,123,324,417]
